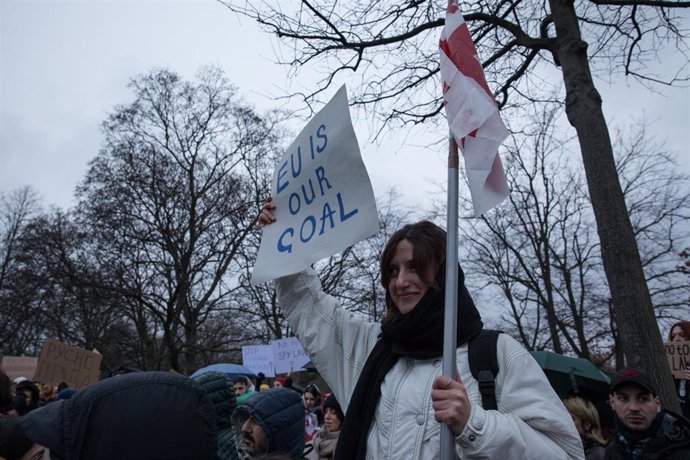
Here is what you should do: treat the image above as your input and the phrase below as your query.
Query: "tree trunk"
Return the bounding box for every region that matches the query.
[547,0,680,411]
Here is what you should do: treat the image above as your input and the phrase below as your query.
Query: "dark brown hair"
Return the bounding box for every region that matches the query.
[379,220,446,324]
[668,321,690,341]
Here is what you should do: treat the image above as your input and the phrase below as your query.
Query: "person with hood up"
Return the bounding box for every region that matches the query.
[0,413,45,460]
[258,201,584,460]
[20,371,217,459]
[234,375,258,404]
[231,387,305,459]
[14,380,39,416]
[194,370,241,460]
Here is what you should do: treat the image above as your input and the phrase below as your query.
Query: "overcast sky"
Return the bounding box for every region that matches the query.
[1,0,688,212]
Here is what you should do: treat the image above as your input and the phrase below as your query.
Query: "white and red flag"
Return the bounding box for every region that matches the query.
[439,0,509,216]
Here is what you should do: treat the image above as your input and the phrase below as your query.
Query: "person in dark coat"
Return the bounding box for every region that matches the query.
[231,387,305,459]
[20,371,217,459]
[564,396,609,460]
[605,367,690,460]
[14,380,39,416]
[0,413,45,460]
[667,321,690,419]
[194,370,240,460]
[307,393,344,460]
[0,369,14,415]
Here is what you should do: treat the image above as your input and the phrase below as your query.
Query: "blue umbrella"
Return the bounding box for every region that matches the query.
[190,363,256,380]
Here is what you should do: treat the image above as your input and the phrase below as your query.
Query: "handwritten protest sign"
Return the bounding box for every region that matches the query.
[251,85,379,285]
[665,340,690,379]
[242,344,276,378]
[33,339,102,389]
[272,337,310,374]
[1,356,38,381]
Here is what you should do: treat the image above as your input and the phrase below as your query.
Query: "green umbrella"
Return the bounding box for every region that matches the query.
[529,350,610,401]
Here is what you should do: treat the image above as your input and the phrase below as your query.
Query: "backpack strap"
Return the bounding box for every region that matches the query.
[468,329,502,411]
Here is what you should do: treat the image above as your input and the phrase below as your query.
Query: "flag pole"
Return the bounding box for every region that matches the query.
[440,134,460,460]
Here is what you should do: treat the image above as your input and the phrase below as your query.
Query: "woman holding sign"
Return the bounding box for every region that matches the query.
[668,321,690,419]
[257,198,582,459]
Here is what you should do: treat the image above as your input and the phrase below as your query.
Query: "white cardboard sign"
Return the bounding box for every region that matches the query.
[241,344,276,378]
[251,85,378,285]
[271,337,310,374]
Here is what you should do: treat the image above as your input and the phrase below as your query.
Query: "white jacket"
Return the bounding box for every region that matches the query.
[276,269,584,459]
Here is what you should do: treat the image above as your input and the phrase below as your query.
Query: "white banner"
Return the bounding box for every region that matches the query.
[251,85,379,285]
[241,344,276,378]
[271,337,310,375]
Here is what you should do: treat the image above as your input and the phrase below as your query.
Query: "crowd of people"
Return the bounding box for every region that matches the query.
[0,201,687,459]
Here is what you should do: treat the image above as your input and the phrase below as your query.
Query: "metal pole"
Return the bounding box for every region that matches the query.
[440,135,460,460]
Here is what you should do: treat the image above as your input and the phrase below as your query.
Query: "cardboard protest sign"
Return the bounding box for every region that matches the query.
[1,356,38,381]
[242,344,275,378]
[251,84,379,285]
[272,337,310,374]
[33,338,102,389]
[665,340,690,379]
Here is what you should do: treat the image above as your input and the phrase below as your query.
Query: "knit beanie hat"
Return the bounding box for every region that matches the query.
[323,393,344,423]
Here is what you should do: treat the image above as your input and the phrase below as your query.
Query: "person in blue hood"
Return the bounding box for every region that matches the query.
[19,371,217,459]
[231,387,305,459]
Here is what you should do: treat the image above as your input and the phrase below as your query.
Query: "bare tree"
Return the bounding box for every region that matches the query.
[442,106,689,374]
[447,105,612,360]
[221,0,688,409]
[0,187,40,293]
[75,66,282,373]
[0,187,42,355]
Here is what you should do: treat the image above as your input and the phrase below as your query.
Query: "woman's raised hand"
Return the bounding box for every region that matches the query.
[257,197,277,227]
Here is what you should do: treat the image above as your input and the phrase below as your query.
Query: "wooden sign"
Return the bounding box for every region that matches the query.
[665,340,690,379]
[1,356,38,381]
[33,339,102,389]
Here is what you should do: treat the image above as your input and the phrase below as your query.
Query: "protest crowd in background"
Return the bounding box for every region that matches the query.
[1,2,688,457]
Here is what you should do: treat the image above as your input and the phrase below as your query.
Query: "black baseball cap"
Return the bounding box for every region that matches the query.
[609,367,657,395]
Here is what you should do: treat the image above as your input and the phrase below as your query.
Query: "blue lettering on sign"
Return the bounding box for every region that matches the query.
[316,124,328,153]
[300,216,317,242]
[338,192,358,221]
[275,125,329,195]
[278,228,295,253]
[277,162,289,194]
[289,192,301,215]
[315,166,331,195]
[319,202,336,234]
[292,147,303,177]
[276,192,360,253]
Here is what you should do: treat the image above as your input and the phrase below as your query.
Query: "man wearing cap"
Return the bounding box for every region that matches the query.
[605,367,690,459]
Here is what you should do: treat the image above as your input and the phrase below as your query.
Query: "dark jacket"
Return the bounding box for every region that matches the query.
[232,387,305,459]
[194,371,240,460]
[604,410,690,460]
[20,371,217,460]
[674,379,689,420]
[583,438,607,460]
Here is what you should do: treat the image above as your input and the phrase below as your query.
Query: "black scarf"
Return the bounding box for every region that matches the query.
[613,412,664,459]
[334,264,483,460]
